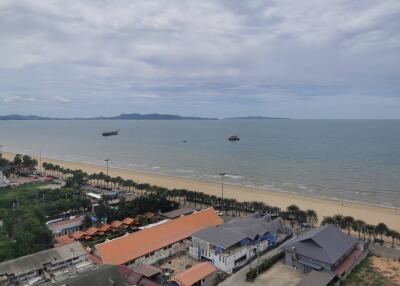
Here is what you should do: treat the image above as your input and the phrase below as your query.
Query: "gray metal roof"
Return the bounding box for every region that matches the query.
[161,207,195,219]
[52,265,129,286]
[192,214,283,249]
[283,224,357,265]
[0,242,86,277]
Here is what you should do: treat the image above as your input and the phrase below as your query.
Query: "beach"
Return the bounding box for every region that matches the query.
[3,152,399,231]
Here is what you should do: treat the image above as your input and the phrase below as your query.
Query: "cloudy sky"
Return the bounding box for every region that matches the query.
[0,0,399,118]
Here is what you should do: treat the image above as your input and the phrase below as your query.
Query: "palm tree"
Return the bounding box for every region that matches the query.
[375,223,388,241]
[353,220,366,240]
[386,229,399,248]
[305,209,318,227]
[333,214,344,230]
[366,224,375,241]
[343,216,355,235]
[321,216,335,225]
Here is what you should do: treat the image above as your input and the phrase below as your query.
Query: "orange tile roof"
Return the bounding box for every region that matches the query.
[99,224,111,232]
[172,262,217,286]
[96,208,223,265]
[122,217,135,225]
[110,220,123,228]
[144,212,155,219]
[71,231,87,240]
[54,235,75,247]
[86,227,99,236]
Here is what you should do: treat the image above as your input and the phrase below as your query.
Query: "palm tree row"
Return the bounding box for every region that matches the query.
[321,215,400,247]
[41,161,397,245]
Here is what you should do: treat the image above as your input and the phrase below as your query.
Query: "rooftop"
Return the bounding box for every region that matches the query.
[54,235,76,247]
[133,264,161,278]
[0,242,86,277]
[283,224,357,265]
[95,208,223,265]
[52,264,128,286]
[171,262,217,286]
[192,213,283,249]
[47,216,83,233]
[161,207,195,219]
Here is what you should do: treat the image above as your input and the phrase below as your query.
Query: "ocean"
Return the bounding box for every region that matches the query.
[1,119,399,208]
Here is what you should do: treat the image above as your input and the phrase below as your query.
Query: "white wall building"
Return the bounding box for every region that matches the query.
[0,171,9,188]
[190,213,285,273]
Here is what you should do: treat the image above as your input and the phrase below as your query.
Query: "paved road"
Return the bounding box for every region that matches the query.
[218,247,283,286]
[369,243,400,259]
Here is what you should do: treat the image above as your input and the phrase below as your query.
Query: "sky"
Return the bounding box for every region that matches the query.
[0,0,400,119]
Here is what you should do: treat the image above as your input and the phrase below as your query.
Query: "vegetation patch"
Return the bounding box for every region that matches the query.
[342,256,394,286]
[246,251,284,282]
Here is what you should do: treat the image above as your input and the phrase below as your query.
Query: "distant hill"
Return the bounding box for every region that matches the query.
[94,113,217,120]
[225,116,290,120]
[0,114,54,120]
[0,113,217,120]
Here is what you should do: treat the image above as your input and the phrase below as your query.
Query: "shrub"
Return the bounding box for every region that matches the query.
[246,251,284,281]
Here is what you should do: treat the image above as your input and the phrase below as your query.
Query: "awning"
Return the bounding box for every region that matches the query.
[298,259,323,270]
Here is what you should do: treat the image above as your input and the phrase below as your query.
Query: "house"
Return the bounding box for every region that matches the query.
[121,217,136,227]
[170,262,218,286]
[86,227,100,237]
[283,224,367,278]
[118,265,161,286]
[99,223,111,233]
[143,212,157,222]
[161,207,195,220]
[110,220,123,230]
[93,208,223,267]
[52,264,129,286]
[190,213,285,273]
[0,242,87,285]
[0,171,9,188]
[54,234,76,247]
[71,230,88,241]
[85,192,103,204]
[46,216,84,236]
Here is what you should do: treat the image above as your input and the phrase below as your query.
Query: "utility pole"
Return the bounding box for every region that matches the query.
[104,159,110,176]
[219,172,226,211]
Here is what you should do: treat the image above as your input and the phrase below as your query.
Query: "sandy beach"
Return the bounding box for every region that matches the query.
[3,152,399,231]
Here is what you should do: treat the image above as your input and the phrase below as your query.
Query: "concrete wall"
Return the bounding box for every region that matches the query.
[126,240,189,268]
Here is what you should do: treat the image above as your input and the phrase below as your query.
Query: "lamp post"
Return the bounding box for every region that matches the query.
[104,159,110,176]
[219,172,226,212]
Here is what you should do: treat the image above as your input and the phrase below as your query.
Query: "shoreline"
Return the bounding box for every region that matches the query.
[3,151,399,230]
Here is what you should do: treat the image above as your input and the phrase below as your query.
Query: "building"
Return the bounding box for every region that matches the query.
[170,262,218,286]
[0,242,87,285]
[283,224,367,278]
[190,213,284,273]
[0,171,9,188]
[93,208,223,267]
[52,264,129,286]
[161,207,195,219]
[46,216,84,236]
[54,235,76,247]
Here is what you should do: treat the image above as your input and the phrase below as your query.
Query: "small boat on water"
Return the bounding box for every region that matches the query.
[228,135,240,141]
[102,130,119,137]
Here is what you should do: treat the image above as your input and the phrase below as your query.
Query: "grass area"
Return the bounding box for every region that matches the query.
[342,256,391,286]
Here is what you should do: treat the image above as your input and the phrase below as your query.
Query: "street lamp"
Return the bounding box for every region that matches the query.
[104,159,110,176]
[219,172,226,212]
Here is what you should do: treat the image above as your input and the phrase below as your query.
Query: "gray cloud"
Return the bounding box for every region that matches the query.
[0,0,399,118]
